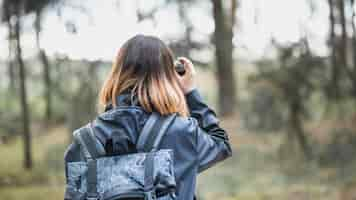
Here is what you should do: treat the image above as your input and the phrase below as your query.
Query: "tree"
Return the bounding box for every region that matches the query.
[350,0,356,96]
[35,6,52,122]
[324,0,356,102]
[256,39,325,160]
[211,0,237,116]
[15,13,32,169]
[338,0,348,70]
[24,0,80,123]
[1,0,33,169]
[327,0,340,99]
[25,0,62,122]
[323,0,356,101]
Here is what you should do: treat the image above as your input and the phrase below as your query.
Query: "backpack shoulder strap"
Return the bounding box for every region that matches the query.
[136,112,177,152]
[138,112,177,198]
[73,123,105,200]
[73,112,177,158]
[73,123,106,160]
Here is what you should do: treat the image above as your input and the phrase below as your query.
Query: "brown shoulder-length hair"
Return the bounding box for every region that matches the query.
[99,35,189,117]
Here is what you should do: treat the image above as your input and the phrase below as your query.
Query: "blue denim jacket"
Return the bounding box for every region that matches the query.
[64,89,232,200]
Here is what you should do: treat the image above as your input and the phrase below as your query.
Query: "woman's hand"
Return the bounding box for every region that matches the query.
[175,57,196,94]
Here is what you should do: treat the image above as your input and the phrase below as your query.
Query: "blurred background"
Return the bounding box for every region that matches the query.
[1,0,356,199]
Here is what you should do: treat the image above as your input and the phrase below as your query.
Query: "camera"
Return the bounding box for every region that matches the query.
[174,60,186,76]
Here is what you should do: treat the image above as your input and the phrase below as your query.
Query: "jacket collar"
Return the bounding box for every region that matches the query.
[104,90,139,111]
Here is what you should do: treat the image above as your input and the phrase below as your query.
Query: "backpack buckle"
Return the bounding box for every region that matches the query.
[86,193,99,200]
[145,190,156,200]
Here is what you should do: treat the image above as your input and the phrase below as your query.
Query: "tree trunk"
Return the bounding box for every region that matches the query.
[15,13,33,170]
[35,11,52,122]
[338,0,348,69]
[328,0,340,99]
[40,50,52,122]
[212,0,237,116]
[350,0,356,96]
[231,0,237,28]
[289,100,312,160]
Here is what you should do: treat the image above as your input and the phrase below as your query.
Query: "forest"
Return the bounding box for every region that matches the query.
[1,0,356,200]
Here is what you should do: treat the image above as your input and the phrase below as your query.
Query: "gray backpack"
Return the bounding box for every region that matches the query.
[64,112,177,200]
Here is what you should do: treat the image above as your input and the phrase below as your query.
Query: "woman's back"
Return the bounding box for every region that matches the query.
[64,89,231,200]
[64,34,231,200]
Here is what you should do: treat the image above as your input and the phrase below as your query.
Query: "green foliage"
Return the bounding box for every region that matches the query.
[254,40,327,118]
[250,39,329,159]
[241,83,287,132]
[318,128,356,169]
[0,127,66,188]
[0,88,22,138]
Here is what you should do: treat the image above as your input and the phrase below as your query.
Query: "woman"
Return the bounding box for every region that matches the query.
[64,34,232,200]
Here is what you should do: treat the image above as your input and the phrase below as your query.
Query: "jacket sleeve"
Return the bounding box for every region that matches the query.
[185,89,232,173]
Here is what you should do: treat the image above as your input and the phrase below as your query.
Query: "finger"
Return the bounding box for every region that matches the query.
[177,56,187,63]
[177,57,193,74]
[177,57,191,66]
